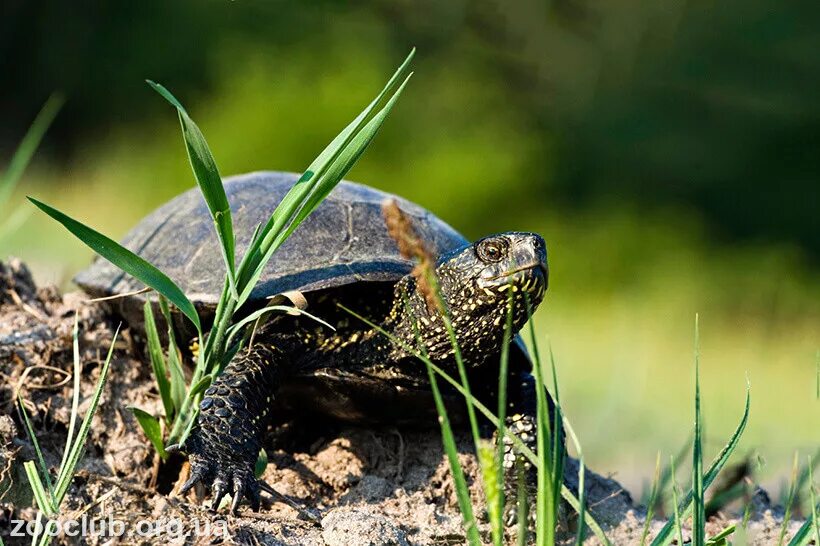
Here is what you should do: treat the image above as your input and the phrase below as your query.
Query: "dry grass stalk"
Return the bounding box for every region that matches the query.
[381,199,438,313]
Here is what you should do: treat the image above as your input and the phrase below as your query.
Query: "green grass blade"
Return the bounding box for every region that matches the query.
[28,197,201,333]
[57,314,82,479]
[129,407,168,460]
[426,363,480,545]
[275,74,414,248]
[787,519,816,546]
[401,294,480,545]
[0,93,64,208]
[53,325,120,503]
[706,525,736,545]
[189,374,214,398]
[158,297,187,413]
[16,395,54,501]
[0,207,33,241]
[147,81,237,299]
[694,314,705,546]
[23,461,54,517]
[144,302,174,420]
[650,435,691,509]
[641,453,662,546]
[531,327,555,545]
[523,296,557,546]
[478,440,503,546]
[670,456,685,546]
[548,345,565,528]
[811,459,820,546]
[237,49,415,287]
[490,293,514,546]
[779,453,800,546]
[566,422,586,546]
[650,379,751,546]
[235,54,414,306]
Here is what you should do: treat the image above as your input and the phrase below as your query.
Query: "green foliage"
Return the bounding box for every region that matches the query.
[31,51,415,457]
[18,318,120,546]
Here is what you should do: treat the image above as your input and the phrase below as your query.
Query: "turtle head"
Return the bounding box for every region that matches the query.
[437,231,548,326]
[394,232,548,363]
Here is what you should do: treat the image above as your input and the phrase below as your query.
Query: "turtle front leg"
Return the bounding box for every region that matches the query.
[170,344,283,514]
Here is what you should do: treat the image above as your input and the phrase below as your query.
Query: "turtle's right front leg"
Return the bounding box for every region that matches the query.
[171,344,283,513]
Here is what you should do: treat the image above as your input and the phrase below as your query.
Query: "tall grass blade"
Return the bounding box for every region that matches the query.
[158,297,187,412]
[564,418,586,546]
[650,435,691,510]
[147,81,237,299]
[277,74,413,247]
[237,49,414,289]
[129,407,168,460]
[22,461,54,517]
[705,525,736,545]
[650,378,751,546]
[53,325,120,501]
[670,456,685,546]
[17,395,54,500]
[641,453,662,546]
[548,345,565,530]
[57,315,82,478]
[0,93,64,208]
[489,292,514,546]
[693,314,705,546]
[403,296,480,546]
[811,459,819,546]
[144,302,174,420]
[779,453,800,546]
[235,54,414,306]
[527,322,555,545]
[28,197,201,333]
[787,519,817,546]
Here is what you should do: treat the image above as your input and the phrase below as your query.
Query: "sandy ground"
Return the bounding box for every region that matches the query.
[0,259,810,545]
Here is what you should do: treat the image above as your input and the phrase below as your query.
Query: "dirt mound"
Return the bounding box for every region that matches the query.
[0,260,805,545]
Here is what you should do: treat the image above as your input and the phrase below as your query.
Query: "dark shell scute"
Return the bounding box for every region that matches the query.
[74,171,467,316]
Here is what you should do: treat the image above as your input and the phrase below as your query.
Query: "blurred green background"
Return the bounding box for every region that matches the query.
[2,0,817,494]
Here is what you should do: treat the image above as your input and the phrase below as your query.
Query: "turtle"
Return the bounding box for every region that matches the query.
[75,171,552,514]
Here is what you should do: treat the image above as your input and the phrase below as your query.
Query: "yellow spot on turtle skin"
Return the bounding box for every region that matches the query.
[470,303,477,311]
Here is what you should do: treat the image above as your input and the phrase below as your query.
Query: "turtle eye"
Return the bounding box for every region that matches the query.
[477,238,508,263]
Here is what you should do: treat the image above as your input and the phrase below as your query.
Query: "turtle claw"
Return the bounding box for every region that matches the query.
[170,428,262,514]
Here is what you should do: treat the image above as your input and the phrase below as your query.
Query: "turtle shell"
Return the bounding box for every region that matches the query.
[74,171,468,329]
